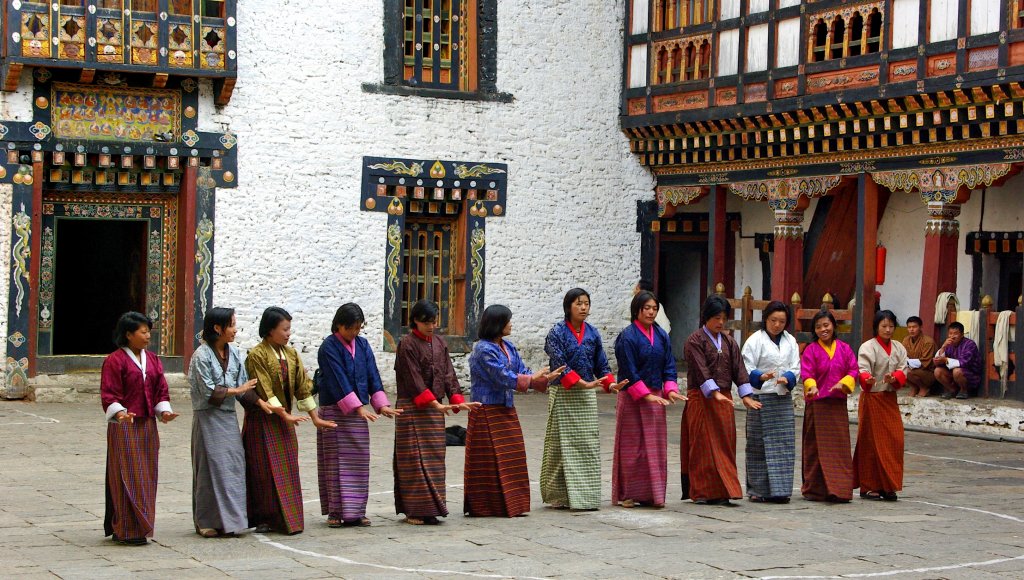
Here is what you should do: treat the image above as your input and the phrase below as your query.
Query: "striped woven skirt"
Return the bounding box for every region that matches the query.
[242,408,304,534]
[612,390,667,506]
[801,398,854,501]
[104,417,159,540]
[680,389,742,502]
[745,392,796,499]
[540,387,601,510]
[463,405,530,517]
[393,398,448,518]
[316,406,370,521]
[192,409,249,534]
[853,390,904,493]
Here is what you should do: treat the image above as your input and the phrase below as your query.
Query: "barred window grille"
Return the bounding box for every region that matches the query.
[401,219,456,331]
[403,0,473,90]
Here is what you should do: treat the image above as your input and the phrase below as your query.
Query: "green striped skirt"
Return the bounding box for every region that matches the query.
[540,386,601,510]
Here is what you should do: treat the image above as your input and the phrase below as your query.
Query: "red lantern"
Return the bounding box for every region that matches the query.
[875,245,887,286]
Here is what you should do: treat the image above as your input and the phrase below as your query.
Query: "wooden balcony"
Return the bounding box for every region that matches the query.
[2,0,236,104]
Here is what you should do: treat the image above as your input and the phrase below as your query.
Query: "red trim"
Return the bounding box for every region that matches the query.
[413,389,437,408]
[893,370,907,388]
[449,393,465,405]
[178,165,198,371]
[601,373,615,393]
[875,337,892,356]
[412,329,432,342]
[859,372,873,385]
[566,321,585,344]
[560,370,581,389]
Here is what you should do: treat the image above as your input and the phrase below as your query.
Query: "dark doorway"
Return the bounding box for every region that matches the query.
[658,239,707,362]
[998,254,1024,311]
[53,219,148,355]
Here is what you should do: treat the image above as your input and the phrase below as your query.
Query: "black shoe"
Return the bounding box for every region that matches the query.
[117,537,148,546]
[941,392,955,399]
[955,392,969,399]
[254,524,272,533]
[767,496,791,504]
[860,490,884,501]
[882,491,898,501]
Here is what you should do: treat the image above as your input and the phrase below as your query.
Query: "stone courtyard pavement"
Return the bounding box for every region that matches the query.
[1,394,1023,580]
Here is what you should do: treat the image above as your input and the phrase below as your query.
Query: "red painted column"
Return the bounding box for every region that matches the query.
[177,165,198,373]
[770,196,809,304]
[27,160,42,377]
[918,202,961,339]
[709,185,728,294]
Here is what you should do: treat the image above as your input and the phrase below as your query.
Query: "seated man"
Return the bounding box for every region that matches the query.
[902,316,937,397]
[933,322,983,400]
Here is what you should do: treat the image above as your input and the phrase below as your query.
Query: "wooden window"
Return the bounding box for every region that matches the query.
[848,12,864,56]
[929,0,958,42]
[631,0,650,34]
[776,17,801,67]
[670,45,683,82]
[830,16,846,59]
[402,0,476,91]
[656,46,669,83]
[717,29,739,76]
[891,0,918,48]
[628,45,648,88]
[809,8,882,62]
[746,23,769,72]
[1016,0,1024,28]
[866,9,882,53]
[970,0,1001,35]
[811,19,828,62]
[402,219,458,331]
[131,0,157,11]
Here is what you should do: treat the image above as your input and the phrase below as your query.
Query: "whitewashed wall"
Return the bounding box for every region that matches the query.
[196,1,653,372]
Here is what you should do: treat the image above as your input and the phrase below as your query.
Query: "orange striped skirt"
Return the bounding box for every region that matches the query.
[394,399,448,518]
[802,398,853,501]
[680,389,742,501]
[853,390,904,493]
[463,405,530,517]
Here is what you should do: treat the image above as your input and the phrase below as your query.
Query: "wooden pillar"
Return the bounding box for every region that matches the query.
[918,201,961,339]
[854,173,879,344]
[707,185,727,295]
[177,164,198,372]
[27,160,42,377]
[770,198,808,303]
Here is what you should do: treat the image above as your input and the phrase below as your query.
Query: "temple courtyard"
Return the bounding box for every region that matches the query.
[0,393,1022,579]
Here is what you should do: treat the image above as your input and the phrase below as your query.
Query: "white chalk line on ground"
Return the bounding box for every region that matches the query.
[0,409,60,425]
[757,499,1024,579]
[255,534,549,580]
[906,451,1024,472]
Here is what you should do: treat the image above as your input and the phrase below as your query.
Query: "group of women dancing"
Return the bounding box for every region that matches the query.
[99,287,909,545]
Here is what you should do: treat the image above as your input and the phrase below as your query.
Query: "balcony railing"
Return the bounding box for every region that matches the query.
[2,0,236,103]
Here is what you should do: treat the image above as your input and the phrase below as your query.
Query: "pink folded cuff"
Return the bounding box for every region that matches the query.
[337,392,362,415]
[662,381,679,395]
[627,381,652,401]
[370,390,390,412]
[516,374,531,392]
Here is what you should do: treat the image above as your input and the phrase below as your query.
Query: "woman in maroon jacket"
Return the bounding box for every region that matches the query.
[100,311,178,545]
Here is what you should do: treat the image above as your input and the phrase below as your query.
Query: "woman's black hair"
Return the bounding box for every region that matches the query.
[873,309,899,335]
[258,306,292,339]
[700,295,731,325]
[906,315,924,327]
[478,304,513,341]
[562,288,590,320]
[202,307,235,344]
[637,279,655,292]
[331,303,365,333]
[762,300,790,329]
[113,311,153,347]
[630,291,659,322]
[811,309,838,341]
[410,299,440,327]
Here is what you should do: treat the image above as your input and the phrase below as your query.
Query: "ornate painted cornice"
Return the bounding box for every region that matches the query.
[871,163,1012,203]
[728,175,843,210]
[656,185,703,216]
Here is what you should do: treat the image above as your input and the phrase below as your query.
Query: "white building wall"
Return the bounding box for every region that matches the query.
[197,1,652,370]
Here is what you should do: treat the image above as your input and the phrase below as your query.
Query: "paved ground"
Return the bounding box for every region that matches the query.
[1,394,1023,580]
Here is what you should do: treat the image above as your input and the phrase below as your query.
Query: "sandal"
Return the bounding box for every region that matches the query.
[342,517,371,527]
[860,490,884,501]
[882,491,899,501]
[748,495,767,503]
[620,499,636,508]
[326,517,343,529]
[197,528,219,538]
[403,517,425,525]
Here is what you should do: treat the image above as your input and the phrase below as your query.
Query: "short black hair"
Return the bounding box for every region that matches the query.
[113,311,153,347]
[630,291,658,322]
[906,316,923,326]
[331,303,365,333]
[701,295,731,325]
[258,306,292,339]
[637,279,654,292]
[811,309,838,341]
[762,300,790,328]
[478,304,512,341]
[873,309,899,334]
[562,288,590,320]
[410,299,439,327]
[202,307,235,344]
[949,321,965,334]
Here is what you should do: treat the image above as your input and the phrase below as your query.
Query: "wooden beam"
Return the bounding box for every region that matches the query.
[1,62,23,92]
[79,68,96,84]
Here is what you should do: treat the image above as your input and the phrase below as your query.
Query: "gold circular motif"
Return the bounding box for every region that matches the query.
[365,198,376,210]
[492,204,503,215]
[0,166,6,178]
[12,173,22,184]
[35,96,48,109]
[185,106,196,118]
[222,171,234,182]
[22,175,33,185]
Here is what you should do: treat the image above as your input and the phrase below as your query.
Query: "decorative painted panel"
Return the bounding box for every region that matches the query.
[193,166,217,350]
[871,163,1013,203]
[361,156,507,351]
[49,83,181,142]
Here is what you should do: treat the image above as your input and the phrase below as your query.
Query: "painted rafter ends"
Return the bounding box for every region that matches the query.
[870,163,1013,203]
